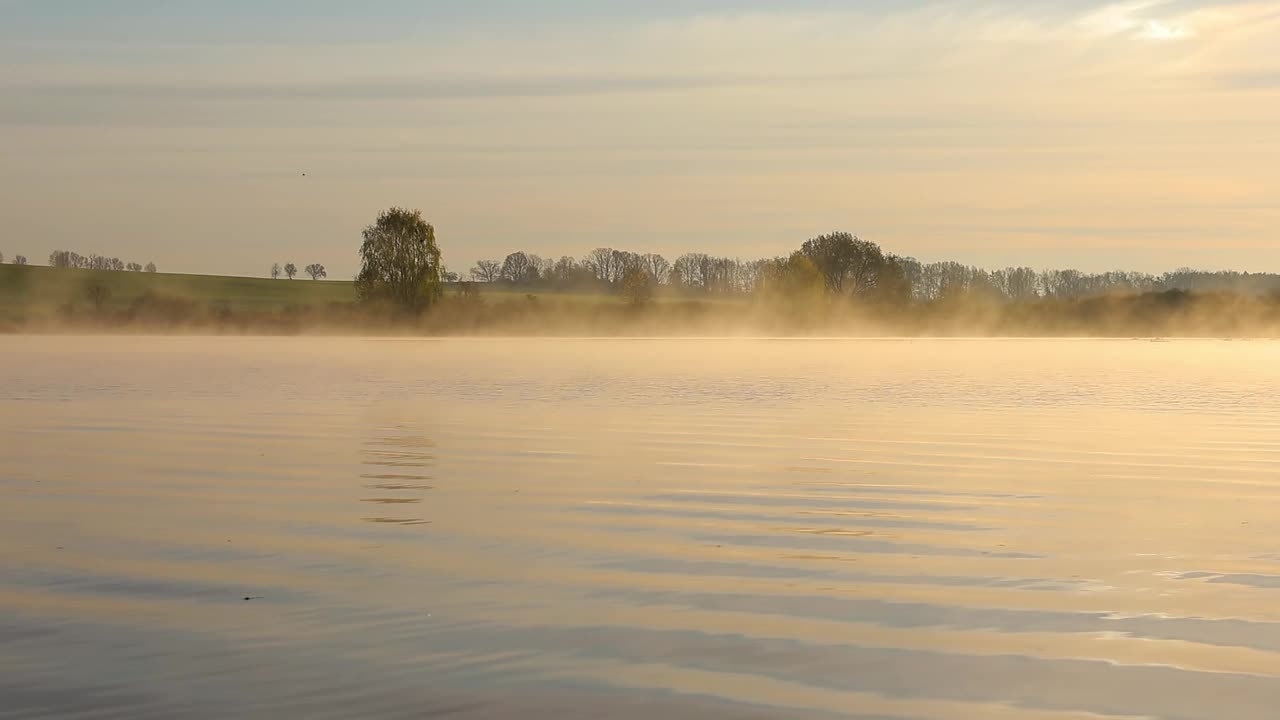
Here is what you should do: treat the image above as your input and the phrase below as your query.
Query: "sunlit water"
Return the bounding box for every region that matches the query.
[4,337,1280,719]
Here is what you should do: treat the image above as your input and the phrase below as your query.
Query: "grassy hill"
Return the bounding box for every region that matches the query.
[0,264,750,332]
[0,264,730,315]
[0,264,355,315]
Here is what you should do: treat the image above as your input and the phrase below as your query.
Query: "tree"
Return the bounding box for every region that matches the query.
[145,262,157,273]
[611,250,643,283]
[500,252,534,283]
[305,263,327,280]
[284,263,297,280]
[621,266,655,306]
[800,232,885,295]
[271,263,281,280]
[583,247,618,283]
[0,251,4,264]
[83,254,122,271]
[127,262,143,272]
[871,254,914,304]
[531,254,554,280]
[702,256,747,294]
[670,253,709,292]
[642,253,670,284]
[13,255,27,265]
[49,250,89,268]
[355,207,444,312]
[757,252,824,301]
[547,256,585,287]
[471,259,500,282]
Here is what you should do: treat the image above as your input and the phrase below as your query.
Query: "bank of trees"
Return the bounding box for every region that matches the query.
[465,239,909,299]
[464,233,1280,305]
[46,250,156,273]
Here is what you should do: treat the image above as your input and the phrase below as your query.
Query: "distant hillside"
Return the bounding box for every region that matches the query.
[0,265,661,330]
[0,265,706,317]
[0,264,356,316]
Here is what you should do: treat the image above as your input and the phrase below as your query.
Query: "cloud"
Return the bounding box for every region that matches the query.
[1078,1,1195,40]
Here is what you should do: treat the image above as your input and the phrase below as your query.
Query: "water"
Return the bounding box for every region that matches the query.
[3,336,1280,719]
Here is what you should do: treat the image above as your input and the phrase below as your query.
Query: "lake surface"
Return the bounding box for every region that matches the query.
[3,337,1280,719]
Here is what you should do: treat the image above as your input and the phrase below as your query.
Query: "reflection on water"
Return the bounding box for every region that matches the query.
[3,337,1280,719]
[359,430,435,527]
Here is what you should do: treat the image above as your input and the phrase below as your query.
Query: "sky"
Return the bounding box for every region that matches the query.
[2,0,1278,278]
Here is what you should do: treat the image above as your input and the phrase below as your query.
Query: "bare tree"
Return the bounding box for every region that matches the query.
[145,262,157,273]
[642,253,670,284]
[305,263,327,280]
[583,247,617,283]
[127,262,143,272]
[0,251,4,264]
[532,254,555,279]
[548,256,583,287]
[670,253,708,291]
[83,254,126,272]
[470,259,501,282]
[284,262,297,280]
[48,250,88,268]
[271,263,281,280]
[500,252,534,283]
[611,250,643,283]
[13,255,27,265]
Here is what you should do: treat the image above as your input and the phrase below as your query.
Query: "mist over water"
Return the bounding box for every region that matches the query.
[4,337,1280,719]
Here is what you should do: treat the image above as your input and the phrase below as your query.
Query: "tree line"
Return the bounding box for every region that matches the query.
[337,210,1280,314]
[13,208,1278,337]
[24,222,1280,309]
[464,233,1280,303]
[46,250,156,273]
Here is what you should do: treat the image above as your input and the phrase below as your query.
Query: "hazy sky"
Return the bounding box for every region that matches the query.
[3,1,1278,277]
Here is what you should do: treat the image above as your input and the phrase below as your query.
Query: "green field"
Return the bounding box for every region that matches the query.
[0,264,740,318]
[0,264,356,314]
[0,266,732,324]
